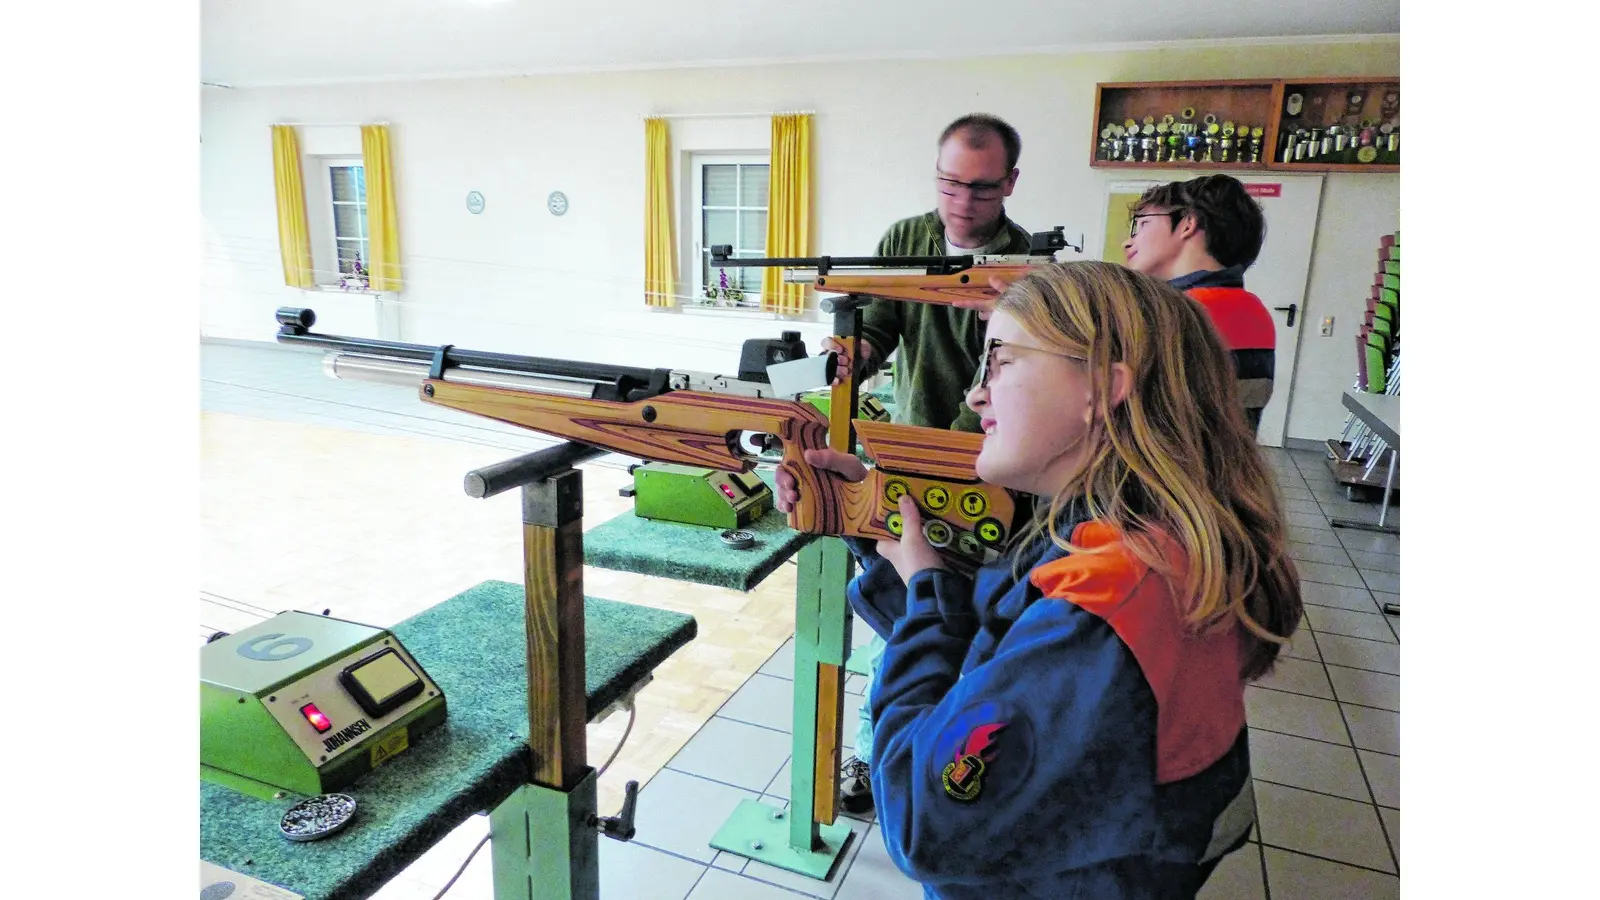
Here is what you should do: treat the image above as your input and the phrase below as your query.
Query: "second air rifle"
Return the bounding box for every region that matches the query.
[274,308,1019,570]
[710,226,1083,309]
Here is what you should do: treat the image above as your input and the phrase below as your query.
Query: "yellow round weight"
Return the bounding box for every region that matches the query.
[884,479,908,505]
[975,518,1004,546]
[886,511,904,536]
[924,520,953,548]
[958,490,988,519]
[922,486,951,512]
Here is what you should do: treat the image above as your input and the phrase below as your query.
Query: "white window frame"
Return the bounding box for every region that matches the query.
[324,157,368,280]
[691,154,770,309]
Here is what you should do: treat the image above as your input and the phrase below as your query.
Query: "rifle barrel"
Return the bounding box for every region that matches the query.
[276,308,673,401]
[712,254,975,271]
[323,353,601,399]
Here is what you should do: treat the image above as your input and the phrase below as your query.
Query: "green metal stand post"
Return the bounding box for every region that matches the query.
[489,770,600,900]
[710,537,854,878]
[709,296,866,879]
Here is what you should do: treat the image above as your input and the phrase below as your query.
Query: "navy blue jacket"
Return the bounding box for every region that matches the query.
[844,506,1256,899]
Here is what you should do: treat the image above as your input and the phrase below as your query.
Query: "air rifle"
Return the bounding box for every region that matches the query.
[274,308,1018,569]
[710,227,1084,308]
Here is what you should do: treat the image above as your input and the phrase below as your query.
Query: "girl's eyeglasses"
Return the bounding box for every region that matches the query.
[977,338,1086,389]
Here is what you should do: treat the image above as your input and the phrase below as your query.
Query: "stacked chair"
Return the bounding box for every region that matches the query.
[1327,231,1400,498]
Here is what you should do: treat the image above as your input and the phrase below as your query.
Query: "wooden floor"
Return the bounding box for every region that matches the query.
[201,410,799,815]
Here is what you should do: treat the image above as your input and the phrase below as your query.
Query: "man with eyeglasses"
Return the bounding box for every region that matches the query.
[824,113,1032,434]
[823,113,1034,817]
[1121,175,1276,433]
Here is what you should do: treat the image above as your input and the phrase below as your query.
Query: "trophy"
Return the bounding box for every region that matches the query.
[1203,121,1219,162]
[1306,128,1324,160]
[1248,126,1264,163]
[1186,129,1203,162]
[1167,130,1183,163]
[1219,122,1236,163]
[1327,125,1347,163]
[1124,130,1139,163]
[1380,90,1400,121]
[1355,127,1378,164]
[1099,125,1115,161]
[1344,90,1366,120]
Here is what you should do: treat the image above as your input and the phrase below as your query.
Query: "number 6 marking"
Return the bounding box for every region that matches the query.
[238,633,313,662]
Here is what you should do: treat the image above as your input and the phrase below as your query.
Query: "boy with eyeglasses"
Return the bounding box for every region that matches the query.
[822,113,1034,816]
[1120,174,1276,432]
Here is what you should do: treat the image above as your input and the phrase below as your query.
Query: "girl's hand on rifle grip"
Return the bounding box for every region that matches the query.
[773,448,867,513]
[875,495,948,584]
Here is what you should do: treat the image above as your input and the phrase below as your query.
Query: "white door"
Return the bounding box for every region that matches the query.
[1099,174,1324,447]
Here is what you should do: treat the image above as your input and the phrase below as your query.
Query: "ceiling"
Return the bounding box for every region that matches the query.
[201,0,1399,88]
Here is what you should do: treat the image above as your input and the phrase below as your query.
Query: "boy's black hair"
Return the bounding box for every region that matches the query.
[1133,174,1267,270]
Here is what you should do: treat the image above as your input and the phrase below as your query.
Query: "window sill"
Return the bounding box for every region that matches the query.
[666,303,824,323]
[309,283,383,297]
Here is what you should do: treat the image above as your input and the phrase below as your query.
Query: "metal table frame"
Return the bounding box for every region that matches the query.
[1328,390,1400,616]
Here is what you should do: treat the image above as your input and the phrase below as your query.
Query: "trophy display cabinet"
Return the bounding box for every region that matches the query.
[1091,77,1399,174]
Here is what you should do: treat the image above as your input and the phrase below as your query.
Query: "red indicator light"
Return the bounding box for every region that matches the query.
[719,483,737,500]
[301,703,333,733]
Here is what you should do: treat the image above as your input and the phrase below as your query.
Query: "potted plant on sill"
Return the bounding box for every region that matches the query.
[341,257,370,292]
[700,267,746,308]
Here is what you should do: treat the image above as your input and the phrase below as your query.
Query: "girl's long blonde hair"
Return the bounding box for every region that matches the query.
[999,261,1302,680]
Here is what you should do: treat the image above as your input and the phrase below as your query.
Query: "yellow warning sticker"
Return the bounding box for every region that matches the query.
[370,727,409,769]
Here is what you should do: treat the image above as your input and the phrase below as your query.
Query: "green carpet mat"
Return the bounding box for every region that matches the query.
[583,505,814,591]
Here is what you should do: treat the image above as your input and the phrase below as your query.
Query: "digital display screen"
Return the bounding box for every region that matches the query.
[349,651,421,707]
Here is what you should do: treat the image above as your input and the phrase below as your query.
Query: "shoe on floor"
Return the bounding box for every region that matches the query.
[840,755,873,815]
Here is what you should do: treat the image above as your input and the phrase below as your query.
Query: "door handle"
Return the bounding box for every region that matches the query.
[1273,304,1298,328]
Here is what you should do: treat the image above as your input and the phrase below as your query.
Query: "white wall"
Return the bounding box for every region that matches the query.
[200,38,1398,439]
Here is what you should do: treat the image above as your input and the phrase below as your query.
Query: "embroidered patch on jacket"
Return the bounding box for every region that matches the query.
[933,701,1035,804]
[940,722,1007,801]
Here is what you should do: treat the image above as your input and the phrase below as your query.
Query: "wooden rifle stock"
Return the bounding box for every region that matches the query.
[420,380,1016,568]
[810,264,1038,307]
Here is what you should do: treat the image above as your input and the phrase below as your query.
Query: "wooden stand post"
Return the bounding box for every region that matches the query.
[488,466,600,900]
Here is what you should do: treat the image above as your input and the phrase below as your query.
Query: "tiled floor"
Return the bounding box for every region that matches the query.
[204,340,1400,899]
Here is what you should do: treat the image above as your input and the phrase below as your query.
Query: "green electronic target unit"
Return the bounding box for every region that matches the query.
[799,391,890,422]
[200,611,447,799]
[631,462,773,529]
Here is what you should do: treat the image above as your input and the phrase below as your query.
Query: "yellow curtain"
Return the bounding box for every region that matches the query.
[643,117,677,308]
[270,125,315,289]
[763,114,813,315]
[361,124,403,292]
